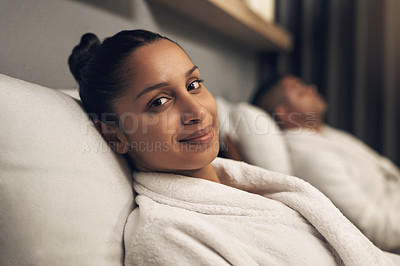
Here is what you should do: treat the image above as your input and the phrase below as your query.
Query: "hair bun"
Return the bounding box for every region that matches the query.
[68,33,101,83]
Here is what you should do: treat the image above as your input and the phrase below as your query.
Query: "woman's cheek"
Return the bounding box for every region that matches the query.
[202,90,218,116]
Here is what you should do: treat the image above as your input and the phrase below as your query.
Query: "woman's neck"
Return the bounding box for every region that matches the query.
[175,163,220,183]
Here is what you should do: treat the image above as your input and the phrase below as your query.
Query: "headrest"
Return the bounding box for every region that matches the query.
[216,97,292,175]
[0,74,134,264]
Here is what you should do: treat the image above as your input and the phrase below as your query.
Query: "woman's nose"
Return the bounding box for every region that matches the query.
[180,95,206,125]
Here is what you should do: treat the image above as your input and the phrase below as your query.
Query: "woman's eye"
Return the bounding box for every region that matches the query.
[150,97,169,108]
[188,79,203,91]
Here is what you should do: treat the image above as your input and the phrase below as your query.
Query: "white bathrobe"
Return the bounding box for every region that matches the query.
[124,157,399,265]
[285,125,400,253]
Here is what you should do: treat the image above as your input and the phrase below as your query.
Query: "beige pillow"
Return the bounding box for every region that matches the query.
[0,74,134,265]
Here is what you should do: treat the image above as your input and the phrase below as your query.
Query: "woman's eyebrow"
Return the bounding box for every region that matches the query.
[135,82,169,100]
[135,65,199,100]
[186,65,199,77]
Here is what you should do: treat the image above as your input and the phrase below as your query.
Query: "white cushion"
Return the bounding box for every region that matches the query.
[216,97,292,175]
[0,74,134,265]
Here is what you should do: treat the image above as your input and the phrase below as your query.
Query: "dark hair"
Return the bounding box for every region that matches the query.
[251,74,286,106]
[68,29,175,122]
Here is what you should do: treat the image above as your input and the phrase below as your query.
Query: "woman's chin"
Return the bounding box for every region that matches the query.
[177,152,218,170]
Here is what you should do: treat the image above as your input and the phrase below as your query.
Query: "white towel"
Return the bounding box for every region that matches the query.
[124,158,398,265]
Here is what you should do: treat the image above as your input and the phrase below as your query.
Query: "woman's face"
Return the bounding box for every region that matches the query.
[114,39,219,175]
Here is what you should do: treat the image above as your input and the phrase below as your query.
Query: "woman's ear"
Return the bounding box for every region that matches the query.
[94,120,129,154]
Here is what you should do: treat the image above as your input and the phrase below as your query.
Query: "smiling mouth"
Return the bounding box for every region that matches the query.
[178,126,214,144]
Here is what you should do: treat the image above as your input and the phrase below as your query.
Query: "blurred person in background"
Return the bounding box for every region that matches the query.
[251,74,400,253]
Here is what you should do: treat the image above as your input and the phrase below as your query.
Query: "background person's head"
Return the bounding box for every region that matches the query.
[69,30,219,176]
[252,75,327,131]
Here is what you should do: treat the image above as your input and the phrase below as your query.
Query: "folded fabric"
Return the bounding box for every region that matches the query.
[285,125,400,252]
[124,157,399,265]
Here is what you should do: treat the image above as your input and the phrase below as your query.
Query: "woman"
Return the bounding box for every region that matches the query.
[69,30,398,265]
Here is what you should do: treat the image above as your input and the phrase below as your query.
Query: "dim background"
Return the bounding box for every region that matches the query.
[0,0,398,165]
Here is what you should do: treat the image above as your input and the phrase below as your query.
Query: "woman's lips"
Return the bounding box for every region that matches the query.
[179,126,214,144]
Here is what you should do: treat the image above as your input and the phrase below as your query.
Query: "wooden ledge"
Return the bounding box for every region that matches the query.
[149,0,293,52]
